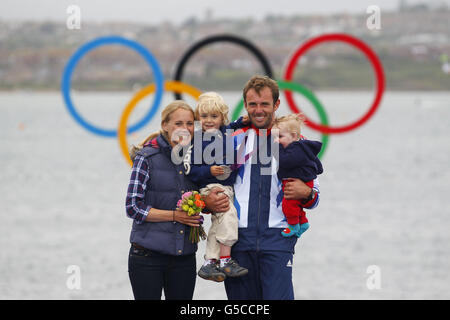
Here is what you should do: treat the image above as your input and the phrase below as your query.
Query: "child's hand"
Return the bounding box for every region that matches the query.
[210,165,225,176]
[242,115,250,124]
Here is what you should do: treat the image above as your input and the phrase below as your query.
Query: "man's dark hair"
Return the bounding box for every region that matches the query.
[243,75,279,104]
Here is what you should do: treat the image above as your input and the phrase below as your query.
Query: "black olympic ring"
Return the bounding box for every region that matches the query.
[173,34,273,101]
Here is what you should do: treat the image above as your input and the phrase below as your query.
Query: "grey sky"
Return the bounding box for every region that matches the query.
[1,0,448,24]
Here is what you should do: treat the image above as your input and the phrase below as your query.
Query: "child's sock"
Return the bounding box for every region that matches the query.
[220,256,231,268]
[203,259,217,267]
[281,224,301,238]
[297,223,310,237]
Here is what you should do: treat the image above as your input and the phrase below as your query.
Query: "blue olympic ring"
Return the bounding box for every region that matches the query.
[61,35,164,137]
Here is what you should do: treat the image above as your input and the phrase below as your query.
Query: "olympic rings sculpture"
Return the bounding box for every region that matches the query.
[61,33,385,165]
[118,81,202,166]
[172,34,273,101]
[62,35,164,137]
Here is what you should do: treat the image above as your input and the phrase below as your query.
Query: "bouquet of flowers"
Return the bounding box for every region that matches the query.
[177,191,207,243]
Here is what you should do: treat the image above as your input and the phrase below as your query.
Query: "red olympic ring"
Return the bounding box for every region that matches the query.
[283,33,385,134]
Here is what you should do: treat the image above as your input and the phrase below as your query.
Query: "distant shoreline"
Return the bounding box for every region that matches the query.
[1,9,449,92]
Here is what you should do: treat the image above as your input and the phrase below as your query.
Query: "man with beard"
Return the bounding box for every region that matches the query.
[223,75,321,299]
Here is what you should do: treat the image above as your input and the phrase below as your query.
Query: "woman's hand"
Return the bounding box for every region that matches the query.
[173,209,202,227]
[283,178,312,200]
[203,187,230,213]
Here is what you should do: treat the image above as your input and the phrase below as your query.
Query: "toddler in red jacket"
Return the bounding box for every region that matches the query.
[273,114,323,238]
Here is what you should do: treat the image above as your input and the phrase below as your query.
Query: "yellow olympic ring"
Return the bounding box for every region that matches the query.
[118,81,202,166]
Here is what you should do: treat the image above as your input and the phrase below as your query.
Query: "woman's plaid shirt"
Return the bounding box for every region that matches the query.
[125,155,151,224]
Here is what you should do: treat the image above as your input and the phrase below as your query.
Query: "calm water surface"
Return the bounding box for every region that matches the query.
[0,90,449,299]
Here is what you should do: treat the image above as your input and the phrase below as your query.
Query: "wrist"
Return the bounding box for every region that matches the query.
[201,194,214,214]
[201,195,210,213]
[302,188,316,203]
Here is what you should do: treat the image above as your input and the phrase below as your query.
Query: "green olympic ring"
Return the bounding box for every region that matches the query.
[231,80,329,159]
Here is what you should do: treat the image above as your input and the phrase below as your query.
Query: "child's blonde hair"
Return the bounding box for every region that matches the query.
[194,92,230,125]
[273,113,306,138]
[129,100,194,161]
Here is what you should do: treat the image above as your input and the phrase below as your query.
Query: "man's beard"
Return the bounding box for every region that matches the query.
[249,112,274,129]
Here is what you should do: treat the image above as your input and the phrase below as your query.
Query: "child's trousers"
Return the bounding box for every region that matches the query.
[200,183,238,260]
[281,180,309,225]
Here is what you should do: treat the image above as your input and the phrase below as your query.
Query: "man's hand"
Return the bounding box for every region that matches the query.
[210,165,225,177]
[283,178,312,200]
[203,187,230,213]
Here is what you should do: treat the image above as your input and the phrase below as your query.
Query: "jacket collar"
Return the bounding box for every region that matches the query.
[156,134,172,154]
[250,124,272,137]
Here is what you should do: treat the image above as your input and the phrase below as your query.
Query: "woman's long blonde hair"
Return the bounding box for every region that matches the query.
[129,100,194,161]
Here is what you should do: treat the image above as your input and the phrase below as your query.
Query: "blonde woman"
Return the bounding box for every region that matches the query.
[125,100,229,300]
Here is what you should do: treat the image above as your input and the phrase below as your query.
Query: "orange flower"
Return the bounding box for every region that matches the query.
[194,193,202,201]
[194,200,204,208]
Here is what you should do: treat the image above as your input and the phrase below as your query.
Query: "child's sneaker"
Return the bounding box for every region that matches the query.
[219,258,248,278]
[198,261,226,282]
[297,222,310,238]
[281,223,301,237]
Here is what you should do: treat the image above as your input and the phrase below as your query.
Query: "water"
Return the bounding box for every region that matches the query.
[0,90,449,299]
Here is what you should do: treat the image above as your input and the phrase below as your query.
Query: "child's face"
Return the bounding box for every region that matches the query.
[274,124,298,148]
[199,110,223,132]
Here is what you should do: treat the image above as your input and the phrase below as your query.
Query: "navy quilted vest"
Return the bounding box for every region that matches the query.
[129,134,198,256]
